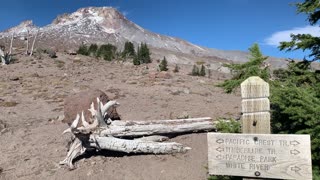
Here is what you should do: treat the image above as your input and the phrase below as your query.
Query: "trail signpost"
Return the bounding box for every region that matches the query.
[208,77,312,179]
[208,133,312,179]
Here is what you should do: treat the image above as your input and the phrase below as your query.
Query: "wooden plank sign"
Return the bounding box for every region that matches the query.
[208,133,312,179]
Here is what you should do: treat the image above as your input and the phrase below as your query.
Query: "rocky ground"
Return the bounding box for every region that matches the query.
[0,52,240,180]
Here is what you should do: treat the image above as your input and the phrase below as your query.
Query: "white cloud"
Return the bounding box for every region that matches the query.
[264,26,320,46]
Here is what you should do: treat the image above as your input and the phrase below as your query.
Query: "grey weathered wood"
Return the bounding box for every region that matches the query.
[90,135,190,154]
[241,77,270,180]
[207,133,312,180]
[241,76,270,134]
[25,30,29,55]
[29,30,38,56]
[9,33,14,55]
[100,117,216,137]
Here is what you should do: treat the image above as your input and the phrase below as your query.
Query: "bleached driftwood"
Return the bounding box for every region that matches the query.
[100,117,215,137]
[0,49,5,66]
[9,33,13,55]
[60,98,216,169]
[29,30,39,56]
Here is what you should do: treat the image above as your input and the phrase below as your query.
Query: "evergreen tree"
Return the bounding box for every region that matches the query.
[88,44,98,56]
[97,44,117,61]
[133,46,141,65]
[217,43,269,93]
[122,41,135,58]
[191,65,199,76]
[173,64,179,73]
[159,56,168,71]
[279,0,320,62]
[273,1,320,177]
[140,43,151,63]
[199,64,206,76]
[77,44,89,56]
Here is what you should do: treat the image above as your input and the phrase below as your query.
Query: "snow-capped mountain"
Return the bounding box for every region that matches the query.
[0,7,294,69]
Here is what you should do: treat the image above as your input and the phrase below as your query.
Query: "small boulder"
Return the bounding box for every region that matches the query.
[63,89,121,126]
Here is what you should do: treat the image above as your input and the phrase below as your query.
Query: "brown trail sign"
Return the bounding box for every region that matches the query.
[208,76,312,179]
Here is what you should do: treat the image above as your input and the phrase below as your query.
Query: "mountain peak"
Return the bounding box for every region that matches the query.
[52,7,125,25]
[5,20,37,33]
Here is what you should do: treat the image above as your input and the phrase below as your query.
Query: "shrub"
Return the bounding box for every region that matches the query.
[216,118,241,133]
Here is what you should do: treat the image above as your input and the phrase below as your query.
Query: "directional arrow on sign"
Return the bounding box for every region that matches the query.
[290,149,300,155]
[291,166,301,172]
[290,140,300,146]
[216,147,224,152]
[216,139,224,144]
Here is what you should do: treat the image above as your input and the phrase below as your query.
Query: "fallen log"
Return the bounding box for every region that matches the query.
[100,117,216,137]
[60,97,217,169]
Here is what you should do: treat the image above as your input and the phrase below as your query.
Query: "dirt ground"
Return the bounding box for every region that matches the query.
[0,53,241,180]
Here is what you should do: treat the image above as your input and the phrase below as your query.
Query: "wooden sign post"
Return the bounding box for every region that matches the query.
[242,76,269,180]
[208,76,312,179]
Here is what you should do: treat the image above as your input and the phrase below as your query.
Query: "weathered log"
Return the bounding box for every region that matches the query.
[60,97,216,169]
[100,117,216,137]
[90,135,190,154]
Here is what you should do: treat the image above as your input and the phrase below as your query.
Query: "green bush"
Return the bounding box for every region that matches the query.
[216,118,241,133]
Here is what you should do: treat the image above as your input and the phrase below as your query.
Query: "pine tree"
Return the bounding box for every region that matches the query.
[88,44,98,56]
[122,41,135,58]
[173,64,179,73]
[77,44,89,56]
[217,43,269,93]
[199,64,206,76]
[273,1,320,177]
[191,65,199,76]
[140,43,151,63]
[97,44,117,61]
[159,56,168,71]
[133,46,141,65]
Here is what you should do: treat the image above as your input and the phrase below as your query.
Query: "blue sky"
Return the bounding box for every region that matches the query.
[0,0,316,59]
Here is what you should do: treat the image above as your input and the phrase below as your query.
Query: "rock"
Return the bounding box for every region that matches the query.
[63,89,121,126]
[148,72,157,79]
[183,88,190,94]
[9,76,19,81]
[148,72,172,79]
[158,71,172,79]
[57,115,65,122]
[66,49,77,55]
